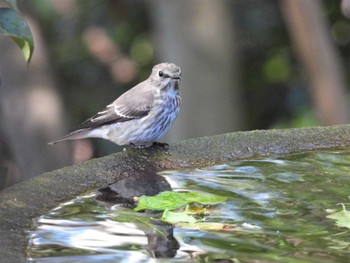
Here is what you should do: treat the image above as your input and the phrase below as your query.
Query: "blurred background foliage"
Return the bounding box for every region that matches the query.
[1,0,350,189]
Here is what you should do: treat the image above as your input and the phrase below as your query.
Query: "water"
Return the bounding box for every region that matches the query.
[27,151,350,262]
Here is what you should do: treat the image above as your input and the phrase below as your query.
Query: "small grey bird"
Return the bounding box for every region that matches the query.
[49,63,181,147]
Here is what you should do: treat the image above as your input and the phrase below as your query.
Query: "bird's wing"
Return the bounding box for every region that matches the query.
[77,82,155,130]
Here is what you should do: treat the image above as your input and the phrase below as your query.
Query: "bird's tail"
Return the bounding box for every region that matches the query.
[48,129,91,145]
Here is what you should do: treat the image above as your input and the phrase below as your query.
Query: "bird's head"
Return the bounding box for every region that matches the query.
[150,63,182,89]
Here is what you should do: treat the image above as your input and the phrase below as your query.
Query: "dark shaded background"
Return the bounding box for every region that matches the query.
[1,0,350,189]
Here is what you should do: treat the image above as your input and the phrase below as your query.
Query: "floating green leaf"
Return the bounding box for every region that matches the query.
[327,203,350,229]
[0,7,34,63]
[135,191,188,211]
[162,209,197,224]
[134,191,227,212]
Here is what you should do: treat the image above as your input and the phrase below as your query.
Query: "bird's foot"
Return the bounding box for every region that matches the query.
[126,142,169,150]
[128,143,148,149]
[152,142,169,149]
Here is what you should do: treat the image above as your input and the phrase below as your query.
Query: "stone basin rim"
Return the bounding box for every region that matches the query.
[2,124,350,262]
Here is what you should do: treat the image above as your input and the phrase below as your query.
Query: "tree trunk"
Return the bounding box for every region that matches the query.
[281,0,349,125]
[148,0,245,142]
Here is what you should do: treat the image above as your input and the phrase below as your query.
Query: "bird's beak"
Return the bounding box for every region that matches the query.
[171,74,182,80]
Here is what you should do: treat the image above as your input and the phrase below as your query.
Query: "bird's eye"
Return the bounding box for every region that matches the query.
[158,71,164,77]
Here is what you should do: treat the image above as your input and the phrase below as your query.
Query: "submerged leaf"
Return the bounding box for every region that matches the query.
[180,191,227,205]
[327,203,350,229]
[0,7,34,63]
[134,191,226,212]
[178,222,230,231]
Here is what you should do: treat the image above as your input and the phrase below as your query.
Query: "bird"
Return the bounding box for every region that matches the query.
[49,62,181,147]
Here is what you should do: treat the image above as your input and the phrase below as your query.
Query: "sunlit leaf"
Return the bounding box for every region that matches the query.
[134,191,188,211]
[162,209,197,224]
[134,191,226,212]
[0,7,34,63]
[327,203,350,229]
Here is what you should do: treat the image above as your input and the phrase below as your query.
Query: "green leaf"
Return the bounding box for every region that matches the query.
[134,191,188,211]
[327,203,350,229]
[0,7,34,63]
[134,191,226,212]
[179,191,227,205]
[162,209,197,224]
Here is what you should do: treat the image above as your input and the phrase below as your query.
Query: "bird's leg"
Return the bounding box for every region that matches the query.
[152,142,169,149]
